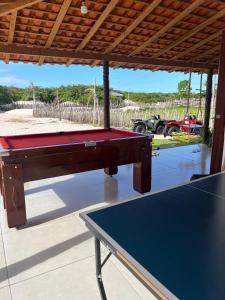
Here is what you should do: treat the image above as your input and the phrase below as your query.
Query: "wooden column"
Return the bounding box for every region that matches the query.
[103,60,110,129]
[203,69,213,144]
[210,31,225,174]
[186,71,192,114]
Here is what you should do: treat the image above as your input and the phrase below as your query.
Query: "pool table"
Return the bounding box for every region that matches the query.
[0,128,152,228]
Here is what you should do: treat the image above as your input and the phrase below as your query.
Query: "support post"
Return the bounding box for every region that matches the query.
[203,69,213,144]
[198,73,203,120]
[103,61,110,129]
[210,31,225,174]
[186,71,192,114]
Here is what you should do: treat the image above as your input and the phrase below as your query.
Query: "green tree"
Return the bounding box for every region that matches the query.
[177,80,190,99]
[0,86,13,104]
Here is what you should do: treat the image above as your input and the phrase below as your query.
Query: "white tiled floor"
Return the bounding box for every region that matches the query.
[0,144,211,300]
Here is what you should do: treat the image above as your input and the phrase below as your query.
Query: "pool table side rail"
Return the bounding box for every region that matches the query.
[0,133,151,157]
[0,135,151,183]
[0,130,152,227]
[0,128,124,139]
[0,128,145,148]
[0,144,10,157]
[80,212,178,300]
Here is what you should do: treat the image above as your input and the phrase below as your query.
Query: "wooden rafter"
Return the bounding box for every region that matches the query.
[129,0,205,57]
[91,0,161,67]
[152,6,225,59]
[38,0,72,65]
[104,0,161,54]
[172,30,222,60]
[194,45,221,61]
[5,10,17,64]
[0,0,43,17]
[0,0,222,72]
[0,44,217,71]
[67,0,120,66]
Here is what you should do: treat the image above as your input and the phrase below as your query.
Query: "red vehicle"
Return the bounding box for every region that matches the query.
[163,114,203,136]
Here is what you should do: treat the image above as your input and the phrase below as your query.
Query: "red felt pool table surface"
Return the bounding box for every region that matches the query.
[0,129,143,150]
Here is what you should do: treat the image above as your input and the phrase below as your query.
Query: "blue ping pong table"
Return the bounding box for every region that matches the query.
[80,172,225,300]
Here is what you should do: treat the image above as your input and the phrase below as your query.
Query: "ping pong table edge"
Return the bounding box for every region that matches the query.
[80,213,179,300]
[80,171,225,300]
[81,171,225,219]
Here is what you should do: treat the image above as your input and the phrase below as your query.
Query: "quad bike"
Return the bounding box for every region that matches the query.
[132,115,168,134]
[163,114,203,137]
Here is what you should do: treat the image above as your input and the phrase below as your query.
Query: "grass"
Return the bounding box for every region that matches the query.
[152,134,202,150]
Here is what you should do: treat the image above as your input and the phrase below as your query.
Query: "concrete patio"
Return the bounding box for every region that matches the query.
[0,144,211,300]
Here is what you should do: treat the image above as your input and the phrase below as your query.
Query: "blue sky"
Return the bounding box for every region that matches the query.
[0,61,207,93]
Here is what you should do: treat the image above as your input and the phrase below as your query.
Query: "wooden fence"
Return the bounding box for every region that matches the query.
[33,103,206,129]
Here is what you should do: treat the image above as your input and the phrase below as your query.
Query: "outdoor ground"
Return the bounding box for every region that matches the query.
[0,109,211,300]
[0,109,202,150]
[0,109,97,135]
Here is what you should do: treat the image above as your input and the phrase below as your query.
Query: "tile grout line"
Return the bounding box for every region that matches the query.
[8,254,95,288]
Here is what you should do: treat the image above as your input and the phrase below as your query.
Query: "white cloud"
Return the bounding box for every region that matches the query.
[0,75,28,87]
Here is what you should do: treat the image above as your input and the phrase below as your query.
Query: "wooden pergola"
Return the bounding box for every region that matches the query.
[0,0,225,174]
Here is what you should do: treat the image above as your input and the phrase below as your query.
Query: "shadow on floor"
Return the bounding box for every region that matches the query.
[0,231,92,283]
[6,144,211,228]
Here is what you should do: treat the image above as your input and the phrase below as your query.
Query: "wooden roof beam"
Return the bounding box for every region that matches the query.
[5,10,17,64]
[91,0,161,67]
[193,45,221,61]
[172,30,222,60]
[129,0,205,57]
[104,0,161,54]
[38,0,72,65]
[0,43,218,71]
[0,0,43,17]
[67,0,120,66]
[152,6,225,59]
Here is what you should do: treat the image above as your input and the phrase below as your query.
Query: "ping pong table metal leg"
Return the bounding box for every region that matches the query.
[95,237,108,300]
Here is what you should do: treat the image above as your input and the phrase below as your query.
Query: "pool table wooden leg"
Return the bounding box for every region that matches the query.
[133,144,151,193]
[2,164,26,228]
[0,164,6,209]
[0,164,2,196]
[104,166,118,176]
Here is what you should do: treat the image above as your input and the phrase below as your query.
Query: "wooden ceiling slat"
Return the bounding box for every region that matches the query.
[89,0,162,66]
[67,0,120,66]
[172,30,222,60]
[129,0,205,56]
[78,3,121,41]
[103,0,161,54]
[38,0,73,65]
[194,44,221,61]
[152,4,225,58]
[0,0,223,72]
[6,10,16,44]
[0,0,43,17]
[5,10,17,63]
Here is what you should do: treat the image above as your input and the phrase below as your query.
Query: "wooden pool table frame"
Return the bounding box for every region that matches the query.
[0,129,152,228]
